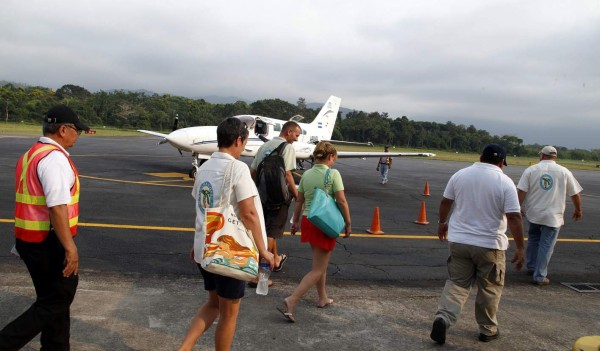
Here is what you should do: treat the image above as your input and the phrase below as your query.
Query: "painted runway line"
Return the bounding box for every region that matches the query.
[1,219,598,242]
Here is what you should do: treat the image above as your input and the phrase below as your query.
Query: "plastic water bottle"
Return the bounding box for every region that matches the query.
[256,260,271,295]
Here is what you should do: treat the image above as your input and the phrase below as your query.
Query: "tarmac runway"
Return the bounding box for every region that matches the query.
[1,134,599,350]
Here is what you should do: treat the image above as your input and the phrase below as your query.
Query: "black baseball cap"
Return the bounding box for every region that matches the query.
[481,143,508,166]
[45,105,90,132]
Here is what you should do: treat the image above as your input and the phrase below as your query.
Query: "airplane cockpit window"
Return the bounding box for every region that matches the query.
[236,115,256,130]
[274,123,281,132]
[289,115,304,122]
[255,119,268,135]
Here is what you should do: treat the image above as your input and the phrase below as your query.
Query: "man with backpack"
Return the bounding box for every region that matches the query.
[250,121,301,286]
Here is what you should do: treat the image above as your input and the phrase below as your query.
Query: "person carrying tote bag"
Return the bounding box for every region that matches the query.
[277,141,351,323]
[201,161,261,281]
[307,169,345,238]
[179,117,274,351]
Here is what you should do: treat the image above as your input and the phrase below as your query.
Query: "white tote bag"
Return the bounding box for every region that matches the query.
[201,161,259,281]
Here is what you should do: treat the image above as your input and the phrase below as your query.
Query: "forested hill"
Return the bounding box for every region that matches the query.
[2,83,598,160]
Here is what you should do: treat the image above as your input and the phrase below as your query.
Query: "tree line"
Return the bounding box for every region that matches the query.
[2,83,599,161]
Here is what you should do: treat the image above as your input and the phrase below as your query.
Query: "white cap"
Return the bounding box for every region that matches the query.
[540,145,557,156]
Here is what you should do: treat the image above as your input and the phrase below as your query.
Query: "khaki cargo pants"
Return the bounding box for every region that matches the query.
[435,242,506,336]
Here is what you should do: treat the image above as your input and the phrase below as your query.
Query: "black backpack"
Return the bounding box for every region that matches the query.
[255,142,292,210]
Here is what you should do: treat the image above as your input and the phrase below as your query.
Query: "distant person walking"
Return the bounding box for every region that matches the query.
[516,145,583,286]
[250,121,301,284]
[277,142,351,323]
[430,144,525,345]
[376,146,392,184]
[0,105,89,351]
[178,117,274,351]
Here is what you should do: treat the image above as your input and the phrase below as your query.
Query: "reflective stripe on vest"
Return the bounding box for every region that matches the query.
[14,142,80,242]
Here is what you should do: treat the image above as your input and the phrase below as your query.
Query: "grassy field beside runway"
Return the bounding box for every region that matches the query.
[1,121,142,136]
[332,143,600,171]
[3,122,598,171]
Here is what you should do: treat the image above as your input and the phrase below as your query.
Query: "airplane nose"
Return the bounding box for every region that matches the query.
[167,129,190,149]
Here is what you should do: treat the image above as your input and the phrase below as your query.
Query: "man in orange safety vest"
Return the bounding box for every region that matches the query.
[0,105,90,351]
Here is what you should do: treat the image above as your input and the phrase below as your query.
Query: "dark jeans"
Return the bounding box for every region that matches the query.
[0,232,78,351]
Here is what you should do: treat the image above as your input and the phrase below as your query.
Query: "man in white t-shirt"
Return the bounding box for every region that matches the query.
[430,144,525,345]
[516,145,583,286]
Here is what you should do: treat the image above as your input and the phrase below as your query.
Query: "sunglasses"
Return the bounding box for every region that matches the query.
[64,124,82,135]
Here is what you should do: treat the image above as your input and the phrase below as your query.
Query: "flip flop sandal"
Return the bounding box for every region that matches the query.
[276,305,295,323]
[274,254,288,272]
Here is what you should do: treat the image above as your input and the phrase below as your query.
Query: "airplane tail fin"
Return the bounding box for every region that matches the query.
[309,96,341,142]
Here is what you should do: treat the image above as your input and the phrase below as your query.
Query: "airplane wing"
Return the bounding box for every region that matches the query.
[336,152,436,158]
[137,130,170,139]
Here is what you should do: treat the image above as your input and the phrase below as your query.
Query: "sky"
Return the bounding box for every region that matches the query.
[1,0,599,149]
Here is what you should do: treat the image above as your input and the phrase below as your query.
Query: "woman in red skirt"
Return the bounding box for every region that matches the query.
[277,142,351,322]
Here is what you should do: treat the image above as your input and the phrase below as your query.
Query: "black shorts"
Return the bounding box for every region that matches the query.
[197,264,245,299]
[263,204,290,239]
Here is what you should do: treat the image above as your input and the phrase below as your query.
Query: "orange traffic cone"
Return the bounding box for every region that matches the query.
[423,181,431,196]
[366,207,384,235]
[414,201,430,225]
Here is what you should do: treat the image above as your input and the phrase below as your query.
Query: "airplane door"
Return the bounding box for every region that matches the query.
[255,119,268,135]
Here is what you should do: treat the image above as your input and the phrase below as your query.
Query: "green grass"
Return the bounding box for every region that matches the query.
[335,144,600,171]
[0,121,145,137]
[3,122,598,171]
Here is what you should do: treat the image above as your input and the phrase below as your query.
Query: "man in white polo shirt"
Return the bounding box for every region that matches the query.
[430,144,525,345]
[516,145,583,286]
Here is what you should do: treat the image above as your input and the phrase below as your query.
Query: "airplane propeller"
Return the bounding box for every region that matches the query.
[172,114,179,132]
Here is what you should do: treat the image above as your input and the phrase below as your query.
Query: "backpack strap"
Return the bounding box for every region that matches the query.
[271,141,288,156]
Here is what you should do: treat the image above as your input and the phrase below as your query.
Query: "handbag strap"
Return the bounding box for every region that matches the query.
[217,161,236,208]
[323,168,332,194]
[219,160,259,250]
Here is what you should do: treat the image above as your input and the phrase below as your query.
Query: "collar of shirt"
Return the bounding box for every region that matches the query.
[474,162,503,173]
[39,136,70,156]
[210,152,235,160]
[313,164,329,169]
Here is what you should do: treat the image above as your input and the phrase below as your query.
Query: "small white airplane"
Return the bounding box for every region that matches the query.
[138,96,436,178]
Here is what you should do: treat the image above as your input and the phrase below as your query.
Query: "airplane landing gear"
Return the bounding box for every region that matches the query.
[189,167,197,179]
[189,155,206,179]
[296,156,313,170]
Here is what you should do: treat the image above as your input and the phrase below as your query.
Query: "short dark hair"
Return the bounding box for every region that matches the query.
[281,121,301,135]
[217,117,249,148]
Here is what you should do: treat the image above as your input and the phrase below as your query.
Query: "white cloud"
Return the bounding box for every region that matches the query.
[1,0,599,148]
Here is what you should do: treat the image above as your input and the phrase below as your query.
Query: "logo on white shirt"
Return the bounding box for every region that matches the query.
[539,174,554,191]
[198,181,214,214]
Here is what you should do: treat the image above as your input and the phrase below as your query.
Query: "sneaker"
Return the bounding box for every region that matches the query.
[478,330,500,342]
[430,317,447,344]
[534,278,550,286]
